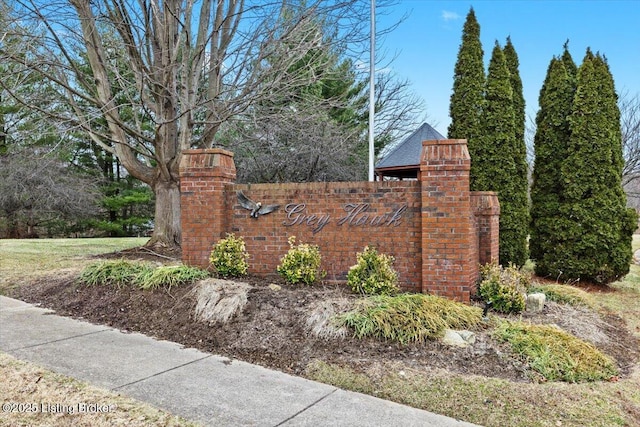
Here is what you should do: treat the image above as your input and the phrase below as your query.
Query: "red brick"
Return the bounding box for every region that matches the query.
[179,140,499,303]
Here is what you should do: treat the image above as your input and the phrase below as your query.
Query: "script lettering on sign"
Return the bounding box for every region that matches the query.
[282,202,407,234]
[282,203,332,234]
[337,203,406,227]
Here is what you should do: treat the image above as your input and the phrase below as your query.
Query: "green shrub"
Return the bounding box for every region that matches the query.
[478,262,530,314]
[339,293,482,345]
[134,265,209,290]
[79,259,150,288]
[210,233,249,278]
[494,320,618,382]
[347,246,399,296]
[277,236,324,285]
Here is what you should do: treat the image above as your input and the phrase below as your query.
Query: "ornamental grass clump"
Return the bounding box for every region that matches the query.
[79,259,150,288]
[528,283,596,308]
[277,236,324,285]
[494,320,618,382]
[210,233,250,278]
[134,265,209,291]
[347,246,399,296]
[79,259,208,291]
[339,293,482,345]
[478,262,530,314]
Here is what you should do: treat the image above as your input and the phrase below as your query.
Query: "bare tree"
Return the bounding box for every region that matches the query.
[0,151,101,237]
[372,71,426,152]
[621,91,640,186]
[234,100,366,183]
[227,8,424,183]
[1,0,387,250]
[620,91,640,210]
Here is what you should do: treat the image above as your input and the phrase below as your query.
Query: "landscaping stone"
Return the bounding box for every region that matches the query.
[268,283,282,291]
[526,292,546,312]
[442,329,473,348]
[458,330,477,345]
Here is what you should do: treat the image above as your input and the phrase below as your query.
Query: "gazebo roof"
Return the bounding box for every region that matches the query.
[375,123,445,178]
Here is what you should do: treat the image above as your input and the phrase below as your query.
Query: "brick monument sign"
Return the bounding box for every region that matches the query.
[179,139,499,302]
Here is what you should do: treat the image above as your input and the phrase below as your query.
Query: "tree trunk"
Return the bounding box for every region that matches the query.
[146,177,181,253]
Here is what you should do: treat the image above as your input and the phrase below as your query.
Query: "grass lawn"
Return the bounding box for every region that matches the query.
[0,237,148,294]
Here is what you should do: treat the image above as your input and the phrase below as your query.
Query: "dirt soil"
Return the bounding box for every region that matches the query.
[10,249,640,383]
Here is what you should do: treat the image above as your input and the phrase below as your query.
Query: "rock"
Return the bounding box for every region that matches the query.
[193,278,250,324]
[268,283,282,291]
[457,330,476,345]
[526,292,546,312]
[442,329,470,348]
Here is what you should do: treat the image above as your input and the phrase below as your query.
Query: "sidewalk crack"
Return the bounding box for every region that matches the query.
[5,328,111,351]
[112,354,213,391]
[273,388,338,426]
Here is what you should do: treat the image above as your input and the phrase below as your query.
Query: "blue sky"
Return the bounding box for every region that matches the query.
[376,0,640,135]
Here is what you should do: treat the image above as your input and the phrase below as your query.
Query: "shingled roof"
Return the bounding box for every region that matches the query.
[375,123,445,179]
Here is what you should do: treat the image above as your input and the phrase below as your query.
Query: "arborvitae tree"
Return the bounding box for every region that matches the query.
[592,55,625,174]
[448,7,485,188]
[561,41,578,79]
[503,37,526,149]
[555,50,637,283]
[530,57,576,276]
[502,36,529,266]
[478,42,528,266]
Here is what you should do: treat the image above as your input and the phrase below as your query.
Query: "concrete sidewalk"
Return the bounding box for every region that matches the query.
[0,296,479,426]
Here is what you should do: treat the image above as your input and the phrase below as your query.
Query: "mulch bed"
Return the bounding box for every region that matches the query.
[10,249,640,383]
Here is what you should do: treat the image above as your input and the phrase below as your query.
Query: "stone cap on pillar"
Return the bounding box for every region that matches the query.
[179,148,236,180]
[420,139,471,172]
[471,191,501,216]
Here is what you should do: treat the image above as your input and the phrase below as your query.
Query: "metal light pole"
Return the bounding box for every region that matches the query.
[368,0,375,181]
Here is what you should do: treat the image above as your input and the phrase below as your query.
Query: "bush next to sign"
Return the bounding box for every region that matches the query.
[347,246,399,296]
[277,236,325,285]
[478,262,529,314]
[210,233,250,278]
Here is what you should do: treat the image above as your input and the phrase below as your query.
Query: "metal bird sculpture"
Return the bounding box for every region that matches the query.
[237,191,280,218]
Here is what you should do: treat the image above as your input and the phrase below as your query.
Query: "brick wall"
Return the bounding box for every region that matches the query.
[230,181,422,292]
[472,192,501,266]
[180,141,499,302]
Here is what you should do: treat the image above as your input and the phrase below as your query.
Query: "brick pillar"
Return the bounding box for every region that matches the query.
[471,191,500,266]
[179,149,236,268]
[420,139,478,302]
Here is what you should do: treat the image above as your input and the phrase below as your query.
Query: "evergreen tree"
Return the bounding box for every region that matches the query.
[561,41,578,80]
[503,36,526,150]
[529,57,576,276]
[502,36,529,266]
[556,50,637,283]
[448,7,485,189]
[479,42,528,266]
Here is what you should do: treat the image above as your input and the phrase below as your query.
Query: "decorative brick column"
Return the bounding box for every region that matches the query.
[471,191,500,266]
[420,139,479,302]
[179,149,236,268]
